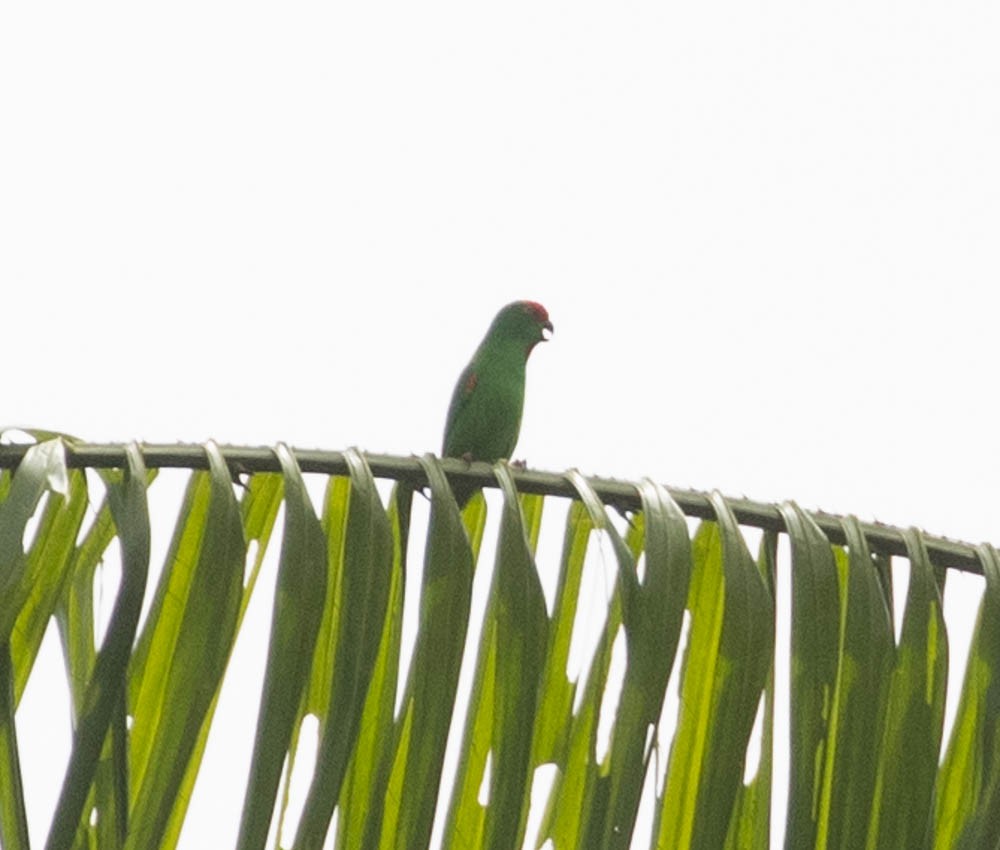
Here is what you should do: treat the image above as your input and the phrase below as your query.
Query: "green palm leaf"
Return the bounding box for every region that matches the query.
[0,441,995,849]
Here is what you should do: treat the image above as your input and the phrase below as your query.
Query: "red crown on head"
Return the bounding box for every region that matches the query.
[521,301,549,324]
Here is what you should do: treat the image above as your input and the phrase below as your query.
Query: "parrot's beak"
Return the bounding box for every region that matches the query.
[541,320,554,341]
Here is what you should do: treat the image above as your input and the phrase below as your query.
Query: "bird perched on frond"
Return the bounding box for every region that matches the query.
[442,300,553,506]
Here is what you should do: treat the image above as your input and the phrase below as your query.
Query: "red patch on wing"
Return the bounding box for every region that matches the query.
[464,371,479,395]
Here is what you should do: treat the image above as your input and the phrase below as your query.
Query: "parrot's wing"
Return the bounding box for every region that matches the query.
[442,363,479,456]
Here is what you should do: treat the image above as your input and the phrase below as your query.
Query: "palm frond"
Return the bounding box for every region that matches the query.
[0,440,994,849]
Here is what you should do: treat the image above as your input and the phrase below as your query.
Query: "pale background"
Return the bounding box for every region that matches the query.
[2,1,998,847]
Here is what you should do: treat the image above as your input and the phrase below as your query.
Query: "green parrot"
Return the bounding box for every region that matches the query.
[442,300,553,506]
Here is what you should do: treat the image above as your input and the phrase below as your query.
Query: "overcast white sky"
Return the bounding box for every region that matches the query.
[3,1,999,847]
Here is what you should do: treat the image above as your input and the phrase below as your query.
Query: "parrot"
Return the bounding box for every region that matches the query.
[441,300,554,506]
